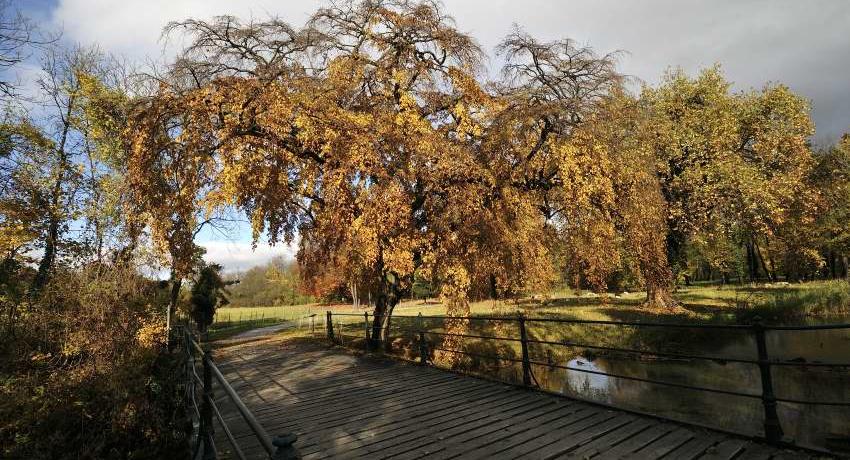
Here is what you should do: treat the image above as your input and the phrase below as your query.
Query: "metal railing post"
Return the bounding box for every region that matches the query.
[753,319,783,444]
[518,313,532,386]
[364,312,370,349]
[417,312,428,364]
[326,311,334,342]
[201,348,216,460]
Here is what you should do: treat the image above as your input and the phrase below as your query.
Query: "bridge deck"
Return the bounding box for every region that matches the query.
[211,338,812,459]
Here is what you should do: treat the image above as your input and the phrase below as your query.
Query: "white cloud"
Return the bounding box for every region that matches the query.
[198,240,297,273]
[49,0,320,60]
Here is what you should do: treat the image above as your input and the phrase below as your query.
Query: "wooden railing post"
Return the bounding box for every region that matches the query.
[753,318,783,444]
[417,312,428,364]
[326,311,334,342]
[201,348,216,460]
[518,313,531,387]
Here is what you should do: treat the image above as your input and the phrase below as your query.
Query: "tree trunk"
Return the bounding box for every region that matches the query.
[32,218,60,292]
[370,272,401,350]
[753,241,770,282]
[746,240,758,282]
[169,273,182,332]
[32,95,76,294]
[641,250,678,309]
[828,250,837,279]
[646,282,677,309]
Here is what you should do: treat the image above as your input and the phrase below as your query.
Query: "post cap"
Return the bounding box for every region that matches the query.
[273,433,298,447]
[272,433,301,459]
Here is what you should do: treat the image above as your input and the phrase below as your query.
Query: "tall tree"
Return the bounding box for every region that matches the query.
[643,67,817,284]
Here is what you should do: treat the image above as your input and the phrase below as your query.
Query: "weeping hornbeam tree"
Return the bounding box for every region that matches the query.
[126,0,818,348]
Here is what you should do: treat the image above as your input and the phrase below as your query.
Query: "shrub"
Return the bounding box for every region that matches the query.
[0,264,190,459]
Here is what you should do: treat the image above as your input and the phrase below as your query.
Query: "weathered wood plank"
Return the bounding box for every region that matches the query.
[292,385,522,455]
[292,385,518,455]
[486,410,619,459]
[515,413,638,459]
[629,426,695,459]
[566,418,658,458]
[659,432,722,460]
[223,373,485,442]
[326,391,551,459]
[697,438,750,460]
[381,397,572,460]
[424,400,583,460]
[593,423,676,460]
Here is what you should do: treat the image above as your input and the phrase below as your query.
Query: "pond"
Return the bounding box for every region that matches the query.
[532,321,850,453]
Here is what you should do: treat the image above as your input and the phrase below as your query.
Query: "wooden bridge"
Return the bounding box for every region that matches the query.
[205,338,817,460]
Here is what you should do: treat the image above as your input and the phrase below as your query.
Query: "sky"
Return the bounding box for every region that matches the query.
[15,0,850,272]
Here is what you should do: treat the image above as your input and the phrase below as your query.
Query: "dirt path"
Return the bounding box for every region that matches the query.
[230,321,294,340]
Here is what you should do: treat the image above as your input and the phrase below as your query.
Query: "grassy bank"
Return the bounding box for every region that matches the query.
[215,280,850,327]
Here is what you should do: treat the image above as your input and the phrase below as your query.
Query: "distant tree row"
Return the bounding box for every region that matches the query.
[225,257,314,307]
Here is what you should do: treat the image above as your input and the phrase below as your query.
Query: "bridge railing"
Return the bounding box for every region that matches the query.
[325,311,850,447]
[177,325,298,460]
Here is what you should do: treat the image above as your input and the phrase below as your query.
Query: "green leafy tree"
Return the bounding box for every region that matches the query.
[190,263,229,332]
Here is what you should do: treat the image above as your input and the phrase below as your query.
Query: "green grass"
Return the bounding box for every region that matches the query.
[214,280,850,330]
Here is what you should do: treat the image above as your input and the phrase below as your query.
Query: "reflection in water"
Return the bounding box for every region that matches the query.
[535,325,850,453]
[562,357,610,400]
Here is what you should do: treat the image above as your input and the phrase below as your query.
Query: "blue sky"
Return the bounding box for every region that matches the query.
[15,0,850,271]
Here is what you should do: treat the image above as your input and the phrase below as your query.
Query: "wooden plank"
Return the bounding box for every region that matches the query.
[593,423,676,460]
[362,398,560,459]
[459,406,600,460]
[297,380,508,429]
[320,391,551,459]
[324,390,547,456]
[424,401,584,460]
[629,427,694,459]
[565,418,658,458]
[227,370,453,422]
[224,373,482,441]
[697,438,750,460]
[284,377,486,428]
[227,366,459,421]
[297,386,530,457]
[388,399,576,460]
[259,371,454,416]
[293,384,518,453]
[515,413,637,459]
[244,362,438,398]
[483,410,618,459]
[659,432,723,460]
[770,451,812,460]
[735,442,780,460]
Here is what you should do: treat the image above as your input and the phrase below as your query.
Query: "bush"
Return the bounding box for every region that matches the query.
[0,264,190,459]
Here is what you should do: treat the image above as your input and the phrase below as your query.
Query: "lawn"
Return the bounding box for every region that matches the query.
[214,280,850,328]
